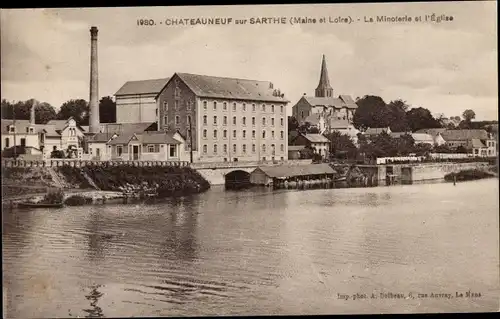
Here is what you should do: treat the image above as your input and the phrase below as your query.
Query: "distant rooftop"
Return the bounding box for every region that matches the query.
[115,78,170,96]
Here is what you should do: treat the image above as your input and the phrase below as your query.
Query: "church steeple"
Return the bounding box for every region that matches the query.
[315,54,334,98]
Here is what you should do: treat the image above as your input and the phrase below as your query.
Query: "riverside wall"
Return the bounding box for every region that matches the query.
[409,162,492,181]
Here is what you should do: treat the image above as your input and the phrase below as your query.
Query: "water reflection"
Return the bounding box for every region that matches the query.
[160,197,199,262]
[86,211,110,262]
[83,284,104,318]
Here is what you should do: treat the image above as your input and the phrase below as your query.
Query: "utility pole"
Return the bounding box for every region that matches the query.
[13,105,17,158]
[188,115,193,163]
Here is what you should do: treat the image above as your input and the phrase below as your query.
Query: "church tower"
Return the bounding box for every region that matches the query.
[314,54,334,98]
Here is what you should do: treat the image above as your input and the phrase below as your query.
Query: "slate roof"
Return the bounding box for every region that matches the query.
[89,132,117,143]
[108,131,181,145]
[288,145,306,151]
[302,95,358,109]
[140,131,181,145]
[304,113,322,125]
[441,129,489,141]
[471,139,487,148]
[115,78,170,96]
[389,132,407,138]
[46,119,70,131]
[1,120,36,134]
[254,163,336,179]
[302,133,330,143]
[108,132,137,145]
[328,119,351,129]
[161,73,289,103]
[364,127,390,135]
[415,128,447,136]
[412,133,435,143]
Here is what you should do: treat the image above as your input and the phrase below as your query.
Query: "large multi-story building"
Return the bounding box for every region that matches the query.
[292,55,358,125]
[155,73,290,163]
[114,78,170,124]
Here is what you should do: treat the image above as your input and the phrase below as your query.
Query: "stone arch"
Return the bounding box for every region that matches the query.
[224,169,252,190]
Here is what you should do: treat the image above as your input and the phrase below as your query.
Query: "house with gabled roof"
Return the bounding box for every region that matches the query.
[289,133,330,159]
[87,132,118,161]
[292,55,358,125]
[440,129,496,157]
[155,72,290,163]
[2,110,86,159]
[106,131,186,161]
[42,117,86,158]
[115,77,170,124]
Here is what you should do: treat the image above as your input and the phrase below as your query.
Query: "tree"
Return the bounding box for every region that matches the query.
[406,107,442,132]
[324,131,358,159]
[413,143,433,157]
[99,96,116,123]
[353,95,388,130]
[57,99,89,125]
[386,99,410,132]
[1,99,57,124]
[433,144,453,153]
[288,116,299,132]
[462,109,476,122]
[298,122,311,134]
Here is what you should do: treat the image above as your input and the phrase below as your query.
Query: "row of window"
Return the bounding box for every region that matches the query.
[162,100,193,112]
[8,126,35,133]
[203,129,285,140]
[202,101,284,113]
[202,115,284,126]
[162,115,286,128]
[162,100,285,114]
[202,143,285,154]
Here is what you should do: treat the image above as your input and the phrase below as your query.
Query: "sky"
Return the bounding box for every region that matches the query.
[1,2,497,120]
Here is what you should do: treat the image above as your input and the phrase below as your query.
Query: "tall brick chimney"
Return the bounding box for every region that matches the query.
[89,26,100,134]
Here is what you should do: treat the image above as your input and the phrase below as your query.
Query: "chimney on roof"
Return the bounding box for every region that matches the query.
[269,82,274,89]
[30,101,36,125]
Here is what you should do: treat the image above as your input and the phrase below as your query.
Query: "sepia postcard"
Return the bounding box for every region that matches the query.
[1,2,498,318]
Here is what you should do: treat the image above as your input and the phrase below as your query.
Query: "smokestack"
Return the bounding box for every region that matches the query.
[89,26,100,134]
[30,101,36,125]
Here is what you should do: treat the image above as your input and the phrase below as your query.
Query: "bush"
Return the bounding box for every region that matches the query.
[40,188,65,204]
[64,195,93,206]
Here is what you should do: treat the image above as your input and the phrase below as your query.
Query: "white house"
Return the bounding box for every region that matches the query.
[327,118,360,145]
[107,131,187,161]
[87,132,118,161]
[41,117,86,158]
[1,119,40,151]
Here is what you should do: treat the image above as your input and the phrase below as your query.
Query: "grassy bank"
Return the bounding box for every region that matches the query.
[57,165,211,198]
[2,165,211,202]
[444,169,496,182]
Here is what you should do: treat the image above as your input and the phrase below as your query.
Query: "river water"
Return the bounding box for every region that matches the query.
[3,179,499,317]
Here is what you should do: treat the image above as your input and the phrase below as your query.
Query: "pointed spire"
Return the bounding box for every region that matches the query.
[315,54,334,98]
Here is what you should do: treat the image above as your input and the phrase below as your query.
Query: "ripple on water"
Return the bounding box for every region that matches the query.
[2,179,499,317]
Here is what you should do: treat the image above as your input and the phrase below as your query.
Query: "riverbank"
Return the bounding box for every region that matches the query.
[2,165,211,207]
